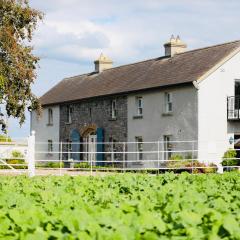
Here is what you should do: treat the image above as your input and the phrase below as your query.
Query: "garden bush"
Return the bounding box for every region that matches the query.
[167,154,217,173]
[221,149,239,168]
[74,162,90,168]
[0,150,26,169]
[0,135,11,142]
[36,161,64,169]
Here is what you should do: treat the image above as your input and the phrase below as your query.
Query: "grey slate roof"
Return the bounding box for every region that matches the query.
[40,40,240,106]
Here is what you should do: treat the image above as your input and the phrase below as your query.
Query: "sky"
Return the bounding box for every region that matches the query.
[7,0,240,137]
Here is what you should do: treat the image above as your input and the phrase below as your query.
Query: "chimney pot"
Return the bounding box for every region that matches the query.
[94,53,113,73]
[164,35,187,57]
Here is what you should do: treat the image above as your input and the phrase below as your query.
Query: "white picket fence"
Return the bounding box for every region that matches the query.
[0,131,239,176]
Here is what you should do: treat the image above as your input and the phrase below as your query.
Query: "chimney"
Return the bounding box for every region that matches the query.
[164,35,187,57]
[94,53,113,73]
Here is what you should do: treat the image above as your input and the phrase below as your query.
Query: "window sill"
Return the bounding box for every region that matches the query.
[65,122,72,125]
[109,118,117,121]
[162,112,173,116]
[46,123,53,126]
[133,115,143,119]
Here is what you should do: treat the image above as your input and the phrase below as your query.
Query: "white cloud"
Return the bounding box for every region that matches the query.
[9,0,240,137]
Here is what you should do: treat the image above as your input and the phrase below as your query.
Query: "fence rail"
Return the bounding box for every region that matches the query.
[0,131,239,176]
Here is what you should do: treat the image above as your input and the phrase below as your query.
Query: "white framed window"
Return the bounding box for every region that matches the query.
[110,100,117,119]
[165,92,173,113]
[135,136,143,161]
[66,139,72,160]
[48,140,53,153]
[163,135,172,160]
[109,137,117,161]
[136,97,143,116]
[48,108,53,125]
[67,106,73,123]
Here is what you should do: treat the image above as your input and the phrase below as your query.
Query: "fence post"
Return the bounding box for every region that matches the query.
[157,141,160,174]
[90,142,93,176]
[162,141,165,170]
[123,142,126,173]
[27,131,35,177]
[60,141,63,176]
[217,163,223,174]
[191,142,194,174]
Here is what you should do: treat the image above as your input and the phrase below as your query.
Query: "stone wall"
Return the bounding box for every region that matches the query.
[59,95,128,162]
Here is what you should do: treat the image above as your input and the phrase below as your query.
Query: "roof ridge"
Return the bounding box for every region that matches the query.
[176,40,240,56]
[64,72,93,80]
[63,40,240,80]
[101,55,169,72]
[62,56,169,80]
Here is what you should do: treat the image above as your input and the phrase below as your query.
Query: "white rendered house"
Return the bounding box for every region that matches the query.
[31,36,240,166]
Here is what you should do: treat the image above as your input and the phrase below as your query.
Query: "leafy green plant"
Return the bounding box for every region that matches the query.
[0,135,11,142]
[36,161,64,168]
[167,154,217,173]
[167,154,191,172]
[74,162,90,168]
[221,149,238,167]
[0,173,238,239]
[0,150,26,169]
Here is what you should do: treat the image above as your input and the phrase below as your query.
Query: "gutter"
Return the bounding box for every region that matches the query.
[192,80,199,90]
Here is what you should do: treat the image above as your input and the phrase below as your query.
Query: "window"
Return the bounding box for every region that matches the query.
[235,80,240,96]
[163,135,172,160]
[165,92,173,113]
[67,106,73,123]
[234,80,240,110]
[66,139,72,160]
[136,97,143,116]
[109,137,117,161]
[110,100,117,119]
[48,108,53,125]
[48,140,53,153]
[89,107,92,119]
[135,136,143,161]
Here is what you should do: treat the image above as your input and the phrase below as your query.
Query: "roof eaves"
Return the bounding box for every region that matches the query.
[41,81,193,107]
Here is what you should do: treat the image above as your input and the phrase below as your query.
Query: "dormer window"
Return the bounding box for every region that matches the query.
[48,108,53,125]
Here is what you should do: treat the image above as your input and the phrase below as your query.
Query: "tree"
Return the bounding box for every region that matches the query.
[0,0,43,132]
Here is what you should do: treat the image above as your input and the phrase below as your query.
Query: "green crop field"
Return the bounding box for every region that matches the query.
[0,173,239,239]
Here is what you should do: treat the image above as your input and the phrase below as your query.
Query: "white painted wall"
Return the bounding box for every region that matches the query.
[198,50,240,164]
[127,85,198,167]
[31,106,60,161]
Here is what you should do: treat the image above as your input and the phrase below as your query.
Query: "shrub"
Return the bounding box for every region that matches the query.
[167,154,191,172]
[0,150,26,169]
[184,161,217,174]
[167,154,217,173]
[203,163,218,173]
[221,149,238,167]
[170,154,183,160]
[11,150,24,159]
[0,135,11,142]
[36,162,64,169]
[74,162,90,169]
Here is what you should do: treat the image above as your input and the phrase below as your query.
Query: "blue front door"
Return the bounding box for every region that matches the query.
[70,129,80,160]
